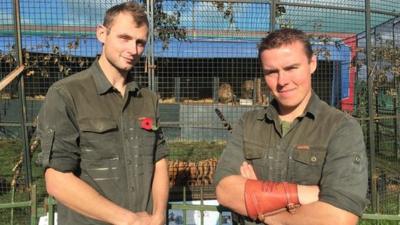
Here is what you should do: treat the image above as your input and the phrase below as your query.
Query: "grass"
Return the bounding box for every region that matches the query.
[360,220,400,225]
[0,138,38,224]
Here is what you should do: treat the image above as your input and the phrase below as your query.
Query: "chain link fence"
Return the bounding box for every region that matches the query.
[1,0,400,224]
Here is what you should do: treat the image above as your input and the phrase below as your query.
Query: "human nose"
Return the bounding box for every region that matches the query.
[127,41,138,55]
[277,71,289,86]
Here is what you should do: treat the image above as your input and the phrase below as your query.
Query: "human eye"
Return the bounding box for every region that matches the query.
[118,35,131,41]
[136,40,147,47]
[263,69,277,76]
[285,65,299,71]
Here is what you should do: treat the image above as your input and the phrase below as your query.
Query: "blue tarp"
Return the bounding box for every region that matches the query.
[0,34,351,102]
[0,35,349,60]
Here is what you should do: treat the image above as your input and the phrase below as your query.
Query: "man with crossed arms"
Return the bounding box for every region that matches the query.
[214,28,368,225]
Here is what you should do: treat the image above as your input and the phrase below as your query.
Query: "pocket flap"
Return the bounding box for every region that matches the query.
[243,139,265,159]
[80,118,118,133]
[292,147,326,166]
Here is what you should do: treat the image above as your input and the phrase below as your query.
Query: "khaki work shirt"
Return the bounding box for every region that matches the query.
[37,60,168,225]
[214,93,368,224]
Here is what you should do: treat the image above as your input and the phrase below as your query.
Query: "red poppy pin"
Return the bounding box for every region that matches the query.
[139,117,158,131]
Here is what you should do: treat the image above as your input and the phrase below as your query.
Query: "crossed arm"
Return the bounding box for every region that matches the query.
[216,162,359,225]
[45,158,169,225]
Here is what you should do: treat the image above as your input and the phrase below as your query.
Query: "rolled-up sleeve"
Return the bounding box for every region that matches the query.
[319,117,369,216]
[154,99,168,162]
[154,127,168,162]
[213,118,246,185]
[37,85,80,173]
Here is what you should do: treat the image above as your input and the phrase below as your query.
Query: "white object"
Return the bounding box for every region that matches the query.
[38,212,58,225]
[168,200,232,225]
[239,99,253,105]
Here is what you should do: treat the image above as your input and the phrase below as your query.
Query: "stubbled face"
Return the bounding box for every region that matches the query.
[260,41,317,115]
[97,12,148,74]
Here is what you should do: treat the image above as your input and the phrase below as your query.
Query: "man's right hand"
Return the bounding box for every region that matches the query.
[118,212,152,225]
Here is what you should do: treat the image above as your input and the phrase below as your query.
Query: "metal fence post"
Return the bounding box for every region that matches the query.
[175,77,181,102]
[398,194,400,225]
[365,0,377,212]
[147,0,156,91]
[213,77,220,103]
[394,21,400,160]
[270,0,276,31]
[13,0,32,186]
[30,185,37,225]
[48,197,56,225]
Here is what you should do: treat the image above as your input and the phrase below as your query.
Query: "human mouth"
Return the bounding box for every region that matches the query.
[123,57,135,64]
[278,87,295,94]
[277,88,296,97]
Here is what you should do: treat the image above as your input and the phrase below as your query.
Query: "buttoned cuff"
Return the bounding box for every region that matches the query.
[155,145,169,162]
[48,158,80,173]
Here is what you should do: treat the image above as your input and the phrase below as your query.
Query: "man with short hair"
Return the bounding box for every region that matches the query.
[214,28,368,225]
[37,2,169,225]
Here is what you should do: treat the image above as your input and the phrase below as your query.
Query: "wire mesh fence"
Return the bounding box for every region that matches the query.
[1,0,400,224]
[352,15,400,216]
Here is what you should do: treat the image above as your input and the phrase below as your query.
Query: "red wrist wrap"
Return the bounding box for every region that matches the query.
[244,179,299,220]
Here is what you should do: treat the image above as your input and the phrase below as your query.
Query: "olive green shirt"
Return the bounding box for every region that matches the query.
[37,60,168,225]
[214,93,368,224]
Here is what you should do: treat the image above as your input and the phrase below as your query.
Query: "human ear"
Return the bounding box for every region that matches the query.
[96,24,107,44]
[310,55,317,74]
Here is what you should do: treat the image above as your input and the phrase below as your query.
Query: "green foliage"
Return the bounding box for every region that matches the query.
[353,39,400,99]
[167,141,226,162]
[211,2,235,25]
[154,0,187,49]
[0,139,46,204]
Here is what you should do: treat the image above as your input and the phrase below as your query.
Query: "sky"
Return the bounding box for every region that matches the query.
[0,0,398,35]
[0,0,399,58]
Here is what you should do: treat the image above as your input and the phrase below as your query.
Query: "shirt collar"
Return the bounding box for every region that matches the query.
[126,78,140,96]
[90,60,139,95]
[260,91,321,122]
[304,91,322,120]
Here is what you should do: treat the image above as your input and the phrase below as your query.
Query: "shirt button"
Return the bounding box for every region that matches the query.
[130,186,135,191]
[310,156,317,162]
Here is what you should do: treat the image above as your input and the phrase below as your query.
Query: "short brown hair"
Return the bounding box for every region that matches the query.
[258,28,313,60]
[103,2,148,28]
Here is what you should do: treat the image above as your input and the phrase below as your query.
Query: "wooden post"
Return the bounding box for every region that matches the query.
[0,65,25,92]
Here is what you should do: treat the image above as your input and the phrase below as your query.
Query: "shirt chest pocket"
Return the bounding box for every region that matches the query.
[243,139,267,179]
[137,128,157,162]
[79,118,120,159]
[289,146,326,185]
